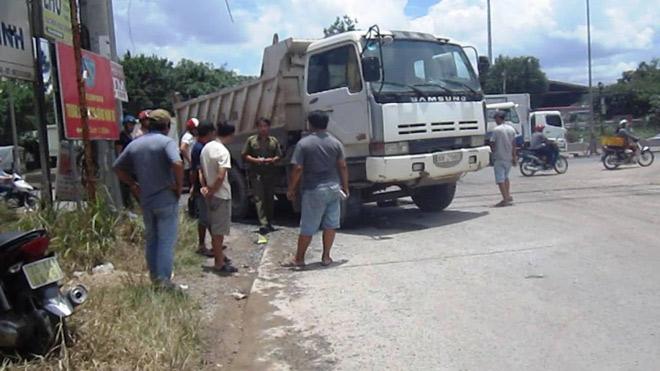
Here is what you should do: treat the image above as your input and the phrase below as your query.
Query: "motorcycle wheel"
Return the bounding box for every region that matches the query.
[638,150,654,167]
[602,153,619,170]
[554,157,569,174]
[519,158,537,176]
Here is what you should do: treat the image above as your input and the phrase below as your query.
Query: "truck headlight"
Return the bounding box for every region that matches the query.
[470,135,485,147]
[370,141,410,156]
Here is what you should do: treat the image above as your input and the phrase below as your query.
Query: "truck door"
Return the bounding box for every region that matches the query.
[305,44,370,157]
[542,113,566,140]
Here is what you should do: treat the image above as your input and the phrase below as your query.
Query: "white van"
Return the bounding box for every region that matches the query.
[486,101,522,140]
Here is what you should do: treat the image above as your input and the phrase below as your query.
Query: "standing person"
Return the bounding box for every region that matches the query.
[283,111,349,268]
[134,110,151,139]
[190,120,215,256]
[112,109,184,288]
[242,117,283,235]
[490,110,517,207]
[115,115,137,209]
[180,118,199,190]
[200,123,238,273]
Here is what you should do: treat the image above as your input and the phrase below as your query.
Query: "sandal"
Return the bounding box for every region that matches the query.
[280,258,305,269]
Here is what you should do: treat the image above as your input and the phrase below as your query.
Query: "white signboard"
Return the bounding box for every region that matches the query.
[111,61,129,102]
[0,0,35,81]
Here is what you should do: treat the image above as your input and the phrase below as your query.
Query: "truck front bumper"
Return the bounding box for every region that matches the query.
[365,146,491,184]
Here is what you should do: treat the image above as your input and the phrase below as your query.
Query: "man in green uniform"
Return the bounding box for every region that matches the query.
[242,118,283,235]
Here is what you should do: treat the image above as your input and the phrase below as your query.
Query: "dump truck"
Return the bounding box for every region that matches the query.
[174,28,491,223]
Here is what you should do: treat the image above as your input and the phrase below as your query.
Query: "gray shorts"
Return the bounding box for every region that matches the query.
[206,197,231,236]
[493,160,512,183]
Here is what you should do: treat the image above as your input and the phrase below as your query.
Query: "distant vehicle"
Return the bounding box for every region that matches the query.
[485,102,521,140]
[486,93,531,136]
[519,144,568,176]
[601,139,654,170]
[642,133,660,150]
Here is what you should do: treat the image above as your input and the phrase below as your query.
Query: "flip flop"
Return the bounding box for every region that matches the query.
[280,259,305,269]
[196,248,215,257]
[321,259,334,267]
[494,200,508,207]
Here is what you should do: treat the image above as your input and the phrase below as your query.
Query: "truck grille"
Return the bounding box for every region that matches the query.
[397,121,480,136]
[408,137,472,154]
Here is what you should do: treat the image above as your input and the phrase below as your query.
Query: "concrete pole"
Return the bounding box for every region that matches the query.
[79,0,123,208]
[487,0,493,62]
[586,0,596,154]
[7,83,21,172]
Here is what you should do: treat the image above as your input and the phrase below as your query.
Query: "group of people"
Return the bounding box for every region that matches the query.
[112,108,348,288]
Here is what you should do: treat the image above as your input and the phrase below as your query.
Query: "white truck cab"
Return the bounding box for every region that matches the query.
[529,111,567,151]
[485,101,522,139]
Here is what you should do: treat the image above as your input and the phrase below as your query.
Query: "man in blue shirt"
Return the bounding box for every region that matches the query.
[113,108,183,288]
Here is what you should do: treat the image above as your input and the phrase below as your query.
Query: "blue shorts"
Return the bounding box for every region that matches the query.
[300,184,341,235]
[194,194,209,227]
[493,160,512,184]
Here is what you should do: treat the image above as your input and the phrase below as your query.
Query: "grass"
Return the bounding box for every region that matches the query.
[1,198,208,370]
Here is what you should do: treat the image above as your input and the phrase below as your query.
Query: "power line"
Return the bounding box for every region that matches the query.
[224,0,234,23]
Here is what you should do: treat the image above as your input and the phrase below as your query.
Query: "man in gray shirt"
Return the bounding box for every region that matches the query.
[283,111,349,268]
[490,110,517,207]
[113,108,183,288]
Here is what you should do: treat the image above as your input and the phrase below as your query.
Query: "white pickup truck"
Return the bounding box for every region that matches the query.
[174,28,492,223]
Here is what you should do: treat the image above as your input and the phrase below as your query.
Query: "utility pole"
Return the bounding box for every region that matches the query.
[79,0,123,208]
[70,0,96,201]
[6,82,21,172]
[487,0,493,62]
[28,1,53,206]
[586,0,596,154]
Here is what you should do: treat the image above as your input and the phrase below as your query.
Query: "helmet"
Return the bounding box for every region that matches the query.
[536,124,545,132]
[138,110,151,121]
[618,119,628,127]
[123,114,136,123]
[187,118,200,130]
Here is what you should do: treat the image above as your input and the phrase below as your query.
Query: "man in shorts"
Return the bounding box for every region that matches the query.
[490,110,517,207]
[190,120,215,256]
[283,111,349,268]
[200,122,238,273]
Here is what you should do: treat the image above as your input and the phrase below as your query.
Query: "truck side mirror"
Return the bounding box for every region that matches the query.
[362,57,381,82]
[477,56,490,76]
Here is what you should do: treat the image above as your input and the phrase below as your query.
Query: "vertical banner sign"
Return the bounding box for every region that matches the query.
[0,0,35,81]
[110,62,129,102]
[39,0,73,45]
[56,42,119,140]
[55,141,79,201]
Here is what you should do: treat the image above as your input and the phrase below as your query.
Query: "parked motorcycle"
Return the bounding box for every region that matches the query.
[0,229,88,356]
[519,149,569,176]
[0,171,38,209]
[602,141,654,170]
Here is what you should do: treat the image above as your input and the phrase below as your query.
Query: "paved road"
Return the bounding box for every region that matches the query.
[235,157,660,371]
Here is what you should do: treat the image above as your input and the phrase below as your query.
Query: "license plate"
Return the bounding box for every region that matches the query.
[433,152,461,164]
[22,257,64,289]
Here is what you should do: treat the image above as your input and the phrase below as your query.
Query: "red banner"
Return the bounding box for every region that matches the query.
[56,42,118,140]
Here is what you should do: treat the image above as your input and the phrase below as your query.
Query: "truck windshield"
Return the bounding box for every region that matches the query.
[363,39,481,94]
[487,108,520,124]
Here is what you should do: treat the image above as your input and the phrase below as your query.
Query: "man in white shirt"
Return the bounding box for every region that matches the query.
[200,123,238,273]
[489,110,517,207]
[180,118,198,191]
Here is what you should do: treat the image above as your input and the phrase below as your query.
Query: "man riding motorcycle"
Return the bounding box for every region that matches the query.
[529,124,558,165]
[615,119,639,155]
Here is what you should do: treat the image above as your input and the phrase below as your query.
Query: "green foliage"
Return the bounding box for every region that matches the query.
[0,80,37,146]
[120,52,249,115]
[483,55,549,106]
[604,58,660,120]
[324,15,358,37]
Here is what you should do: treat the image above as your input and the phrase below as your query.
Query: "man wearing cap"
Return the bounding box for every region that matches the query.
[490,110,517,207]
[180,118,199,191]
[113,108,184,288]
[115,114,137,208]
[134,110,151,139]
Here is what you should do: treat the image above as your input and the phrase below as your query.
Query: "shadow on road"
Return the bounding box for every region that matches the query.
[341,205,489,236]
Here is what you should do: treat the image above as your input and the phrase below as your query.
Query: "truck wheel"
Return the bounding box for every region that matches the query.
[340,189,362,228]
[229,168,249,220]
[412,183,456,212]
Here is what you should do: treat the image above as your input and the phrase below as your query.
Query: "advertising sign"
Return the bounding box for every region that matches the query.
[55,141,80,202]
[56,42,119,140]
[0,0,35,81]
[111,61,129,102]
[39,0,73,45]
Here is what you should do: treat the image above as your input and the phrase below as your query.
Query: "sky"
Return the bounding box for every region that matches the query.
[111,0,659,85]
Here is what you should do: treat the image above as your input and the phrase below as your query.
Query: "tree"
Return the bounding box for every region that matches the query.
[483,56,549,107]
[604,58,660,120]
[0,80,37,146]
[171,59,246,102]
[323,15,358,37]
[120,52,176,114]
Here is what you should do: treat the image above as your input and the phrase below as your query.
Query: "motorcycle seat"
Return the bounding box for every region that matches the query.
[0,229,46,253]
